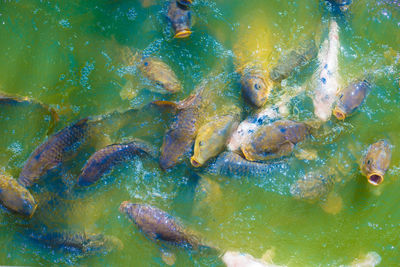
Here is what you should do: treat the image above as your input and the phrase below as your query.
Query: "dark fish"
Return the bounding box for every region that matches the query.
[0,172,37,217]
[27,229,123,255]
[77,139,156,187]
[240,67,271,108]
[241,120,309,161]
[361,140,391,186]
[158,83,210,170]
[209,152,287,177]
[270,39,317,82]
[167,0,192,38]
[290,171,335,202]
[333,79,370,120]
[119,202,208,250]
[18,118,92,187]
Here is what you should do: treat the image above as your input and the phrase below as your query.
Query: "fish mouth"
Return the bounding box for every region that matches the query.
[333,107,346,120]
[367,173,384,186]
[174,29,192,38]
[190,157,203,167]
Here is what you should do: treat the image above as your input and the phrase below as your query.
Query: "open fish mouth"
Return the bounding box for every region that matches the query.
[174,29,192,38]
[367,173,384,186]
[333,107,346,120]
[190,157,202,167]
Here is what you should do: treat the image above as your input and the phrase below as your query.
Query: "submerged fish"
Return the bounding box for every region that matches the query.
[139,57,182,94]
[167,0,192,38]
[27,229,123,255]
[18,118,92,187]
[361,140,391,186]
[119,202,208,250]
[77,139,156,187]
[241,120,309,162]
[333,79,370,120]
[312,19,340,121]
[209,152,286,177]
[270,39,318,82]
[290,171,335,202]
[191,114,239,167]
[0,173,37,217]
[158,82,211,170]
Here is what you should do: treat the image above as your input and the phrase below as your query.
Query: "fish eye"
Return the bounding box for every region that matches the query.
[367,160,371,164]
[144,61,149,67]
[199,141,204,146]
[254,83,261,90]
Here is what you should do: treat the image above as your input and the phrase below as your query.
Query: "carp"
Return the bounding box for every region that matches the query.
[27,229,123,255]
[191,114,239,167]
[77,139,156,187]
[270,39,318,82]
[209,152,287,177]
[139,57,182,94]
[312,19,340,121]
[361,140,391,186]
[0,173,37,217]
[241,120,309,161]
[290,171,335,202]
[158,82,211,170]
[333,79,370,120]
[18,118,92,187]
[119,202,207,250]
[167,0,192,39]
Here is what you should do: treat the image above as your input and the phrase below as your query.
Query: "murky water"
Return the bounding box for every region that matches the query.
[0,0,399,266]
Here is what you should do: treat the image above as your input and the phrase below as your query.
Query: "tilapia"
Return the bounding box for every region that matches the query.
[270,39,318,82]
[18,118,92,187]
[361,140,391,186]
[191,113,239,167]
[312,19,340,121]
[119,202,208,250]
[0,172,37,217]
[333,79,370,120]
[290,171,335,202]
[77,139,156,187]
[209,152,287,177]
[27,229,123,255]
[167,0,192,38]
[241,120,309,161]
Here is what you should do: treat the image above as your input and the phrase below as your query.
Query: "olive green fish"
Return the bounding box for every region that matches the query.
[290,171,335,202]
[191,114,239,167]
[0,172,37,217]
[18,118,92,187]
[361,140,391,186]
[241,120,309,161]
[333,79,370,120]
[167,0,192,39]
[77,139,156,187]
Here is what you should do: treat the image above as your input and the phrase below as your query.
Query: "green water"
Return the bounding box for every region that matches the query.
[0,0,399,266]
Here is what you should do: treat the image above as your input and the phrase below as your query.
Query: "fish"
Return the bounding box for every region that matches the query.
[27,229,123,255]
[167,0,192,38]
[240,68,272,108]
[241,120,309,162]
[326,0,352,12]
[139,57,182,94]
[119,202,208,250]
[18,118,92,188]
[270,39,318,82]
[191,113,239,167]
[333,79,370,120]
[158,82,211,170]
[77,139,156,187]
[361,140,391,186]
[312,19,340,121]
[290,171,335,202]
[209,152,287,177]
[0,172,37,217]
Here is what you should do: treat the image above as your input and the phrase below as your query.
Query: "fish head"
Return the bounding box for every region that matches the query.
[168,1,192,39]
[140,58,181,93]
[191,139,208,167]
[241,71,270,107]
[363,140,391,186]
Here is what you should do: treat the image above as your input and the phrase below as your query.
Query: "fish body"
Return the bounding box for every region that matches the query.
[18,118,91,187]
[241,120,309,161]
[139,57,182,94]
[313,20,340,121]
[77,140,155,187]
[270,39,318,82]
[191,114,239,167]
[159,84,210,170]
[290,171,335,202]
[0,173,37,217]
[361,140,391,186]
[333,79,370,120]
[167,0,192,38]
[27,230,123,255]
[210,152,286,177]
[119,202,203,249]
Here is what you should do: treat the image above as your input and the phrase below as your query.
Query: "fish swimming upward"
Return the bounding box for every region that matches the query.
[312,19,340,122]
